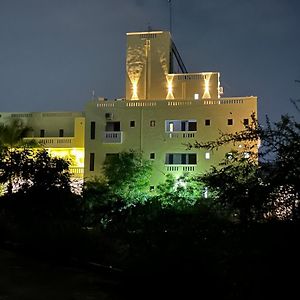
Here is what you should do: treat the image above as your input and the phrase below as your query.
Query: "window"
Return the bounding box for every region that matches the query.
[40,129,45,137]
[105,121,120,131]
[105,112,113,120]
[150,153,155,159]
[205,152,210,160]
[194,93,199,100]
[227,119,233,125]
[89,153,95,171]
[90,121,95,140]
[165,153,197,165]
[205,119,210,126]
[150,120,156,127]
[130,120,135,127]
[243,118,249,126]
[188,121,197,131]
[59,129,64,137]
[169,122,174,132]
[166,120,197,132]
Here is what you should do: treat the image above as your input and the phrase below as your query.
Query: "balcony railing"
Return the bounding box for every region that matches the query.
[69,167,84,178]
[103,131,123,144]
[23,137,74,147]
[165,165,196,172]
[166,131,196,139]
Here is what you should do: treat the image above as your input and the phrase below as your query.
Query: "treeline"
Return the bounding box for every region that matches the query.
[0,115,300,299]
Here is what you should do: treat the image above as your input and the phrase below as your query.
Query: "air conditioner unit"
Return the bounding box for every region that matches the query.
[105,112,113,120]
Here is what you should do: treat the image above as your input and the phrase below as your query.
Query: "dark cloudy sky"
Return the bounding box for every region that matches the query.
[1,0,300,122]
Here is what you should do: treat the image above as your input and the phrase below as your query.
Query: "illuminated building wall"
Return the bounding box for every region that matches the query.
[125,31,222,101]
[0,30,258,190]
[84,97,257,186]
[85,30,258,189]
[0,112,85,179]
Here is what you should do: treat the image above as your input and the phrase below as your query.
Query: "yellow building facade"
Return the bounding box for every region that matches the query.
[84,30,257,188]
[0,112,85,179]
[0,30,257,189]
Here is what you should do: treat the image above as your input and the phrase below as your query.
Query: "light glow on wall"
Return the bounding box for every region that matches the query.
[166,75,174,100]
[131,80,139,100]
[203,73,211,99]
[47,148,84,167]
[126,45,146,100]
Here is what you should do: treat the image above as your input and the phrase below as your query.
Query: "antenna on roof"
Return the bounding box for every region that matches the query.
[168,0,173,34]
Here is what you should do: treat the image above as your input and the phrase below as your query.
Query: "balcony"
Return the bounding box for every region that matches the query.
[165,165,196,172]
[23,137,74,148]
[166,131,196,139]
[69,167,84,178]
[103,131,123,144]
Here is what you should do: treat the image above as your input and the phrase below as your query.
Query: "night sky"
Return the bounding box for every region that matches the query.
[1,0,300,123]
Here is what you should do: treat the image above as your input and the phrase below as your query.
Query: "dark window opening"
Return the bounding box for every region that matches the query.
[150,120,156,127]
[90,121,96,139]
[89,153,95,171]
[40,129,45,137]
[228,119,233,125]
[188,154,197,164]
[165,153,197,165]
[59,129,64,137]
[188,121,197,131]
[150,153,155,159]
[105,121,120,131]
[130,121,135,127]
[205,119,210,126]
[243,118,249,126]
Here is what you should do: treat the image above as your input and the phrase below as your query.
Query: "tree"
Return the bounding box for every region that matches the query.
[155,173,204,210]
[0,118,33,149]
[188,112,300,222]
[0,119,34,194]
[82,150,152,227]
[199,152,268,225]
[102,150,152,203]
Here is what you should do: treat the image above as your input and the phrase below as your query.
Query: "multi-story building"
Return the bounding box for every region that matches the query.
[0,30,257,189]
[84,30,257,188]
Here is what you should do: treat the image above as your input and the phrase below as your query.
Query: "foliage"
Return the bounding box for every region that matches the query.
[82,150,152,227]
[103,150,152,202]
[189,112,300,222]
[155,173,204,209]
[199,152,269,225]
[0,118,33,149]
[0,148,71,194]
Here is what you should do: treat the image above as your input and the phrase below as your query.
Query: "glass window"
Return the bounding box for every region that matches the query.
[89,153,95,171]
[243,118,249,126]
[150,120,156,127]
[228,119,233,125]
[90,121,95,139]
[205,119,210,126]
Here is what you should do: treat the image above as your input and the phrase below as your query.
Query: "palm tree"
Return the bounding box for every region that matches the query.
[0,118,33,149]
[0,118,33,194]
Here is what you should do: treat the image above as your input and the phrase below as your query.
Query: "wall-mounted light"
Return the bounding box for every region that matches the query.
[166,75,174,99]
[131,81,139,100]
